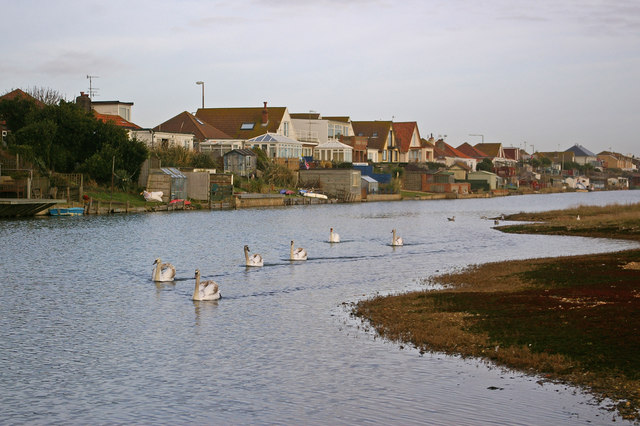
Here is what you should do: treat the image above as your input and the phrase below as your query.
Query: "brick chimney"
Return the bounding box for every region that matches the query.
[436,139,445,151]
[75,92,91,113]
[261,101,268,126]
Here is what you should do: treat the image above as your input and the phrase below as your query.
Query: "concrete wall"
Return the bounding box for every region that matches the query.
[299,169,362,201]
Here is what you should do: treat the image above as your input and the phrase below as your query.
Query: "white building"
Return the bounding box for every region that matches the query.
[314,140,353,163]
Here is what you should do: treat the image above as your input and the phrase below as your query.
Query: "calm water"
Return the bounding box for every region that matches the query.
[2,191,639,425]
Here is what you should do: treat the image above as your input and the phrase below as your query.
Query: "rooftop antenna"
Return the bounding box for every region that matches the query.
[86,75,99,99]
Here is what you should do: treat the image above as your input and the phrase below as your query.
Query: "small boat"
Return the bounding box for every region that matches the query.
[49,207,85,216]
[300,190,328,200]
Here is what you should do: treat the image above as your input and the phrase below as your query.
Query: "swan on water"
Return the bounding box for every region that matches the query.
[290,240,308,261]
[391,229,403,246]
[152,258,176,282]
[329,228,340,243]
[193,269,221,301]
[244,245,264,267]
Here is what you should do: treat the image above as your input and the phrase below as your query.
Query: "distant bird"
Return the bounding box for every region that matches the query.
[152,258,176,282]
[447,216,455,222]
[391,229,403,246]
[193,269,221,301]
[500,214,505,220]
[329,227,340,243]
[576,215,581,221]
[244,245,263,267]
[290,240,308,261]
[494,219,500,225]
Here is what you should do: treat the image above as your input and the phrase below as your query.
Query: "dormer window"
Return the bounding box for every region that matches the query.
[241,122,255,130]
[372,132,378,137]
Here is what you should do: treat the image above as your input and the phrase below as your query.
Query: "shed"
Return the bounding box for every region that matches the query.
[467,170,502,190]
[299,169,362,201]
[145,167,187,202]
[223,149,257,177]
[361,175,378,194]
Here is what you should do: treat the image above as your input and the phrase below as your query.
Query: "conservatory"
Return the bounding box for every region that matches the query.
[314,140,353,163]
[244,133,303,159]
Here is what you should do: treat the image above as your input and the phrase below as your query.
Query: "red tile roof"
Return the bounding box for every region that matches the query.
[457,142,488,159]
[433,140,472,159]
[94,112,142,130]
[392,122,420,153]
[153,111,230,140]
[0,89,45,107]
[195,103,287,139]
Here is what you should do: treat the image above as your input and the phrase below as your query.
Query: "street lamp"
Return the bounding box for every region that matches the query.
[196,81,204,108]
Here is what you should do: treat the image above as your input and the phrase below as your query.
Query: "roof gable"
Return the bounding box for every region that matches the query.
[393,122,420,153]
[0,89,46,107]
[474,143,503,158]
[457,142,488,159]
[434,140,472,159]
[154,111,230,140]
[195,103,287,139]
[94,112,141,130]
[351,121,392,150]
[565,144,597,157]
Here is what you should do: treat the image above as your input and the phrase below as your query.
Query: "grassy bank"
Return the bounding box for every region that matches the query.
[354,201,640,421]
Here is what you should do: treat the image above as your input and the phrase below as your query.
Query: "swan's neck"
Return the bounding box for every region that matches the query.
[193,272,201,300]
[153,261,160,281]
[244,247,249,263]
[290,242,294,258]
[392,230,396,241]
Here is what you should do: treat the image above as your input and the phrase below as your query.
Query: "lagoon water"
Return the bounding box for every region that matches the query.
[2,191,640,425]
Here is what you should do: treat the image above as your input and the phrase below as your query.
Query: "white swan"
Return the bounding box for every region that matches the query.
[329,227,340,243]
[193,269,221,301]
[290,240,308,261]
[152,258,176,282]
[244,245,263,267]
[391,229,403,246]
[576,215,581,221]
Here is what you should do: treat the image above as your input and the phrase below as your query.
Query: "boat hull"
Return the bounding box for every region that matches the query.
[49,207,85,216]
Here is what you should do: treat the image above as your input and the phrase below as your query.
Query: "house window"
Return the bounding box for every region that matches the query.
[383,151,387,161]
[283,121,289,137]
[241,122,255,130]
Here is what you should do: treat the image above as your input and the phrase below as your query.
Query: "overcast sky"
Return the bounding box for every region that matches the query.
[2,0,639,155]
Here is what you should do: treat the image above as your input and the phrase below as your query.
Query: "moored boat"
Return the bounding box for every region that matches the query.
[49,207,85,216]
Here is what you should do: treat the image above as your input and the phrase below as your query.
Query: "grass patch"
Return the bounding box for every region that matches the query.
[84,188,150,207]
[354,201,640,421]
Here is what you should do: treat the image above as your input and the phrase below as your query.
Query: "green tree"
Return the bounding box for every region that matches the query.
[477,158,494,172]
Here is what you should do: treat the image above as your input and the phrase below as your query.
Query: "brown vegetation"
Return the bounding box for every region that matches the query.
[354,201,640,421]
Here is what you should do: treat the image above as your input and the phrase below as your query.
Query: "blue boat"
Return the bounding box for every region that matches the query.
[49,207,85,216]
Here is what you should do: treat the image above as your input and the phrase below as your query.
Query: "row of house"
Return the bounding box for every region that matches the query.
[78,95,527,178]
[4,89,638,198]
